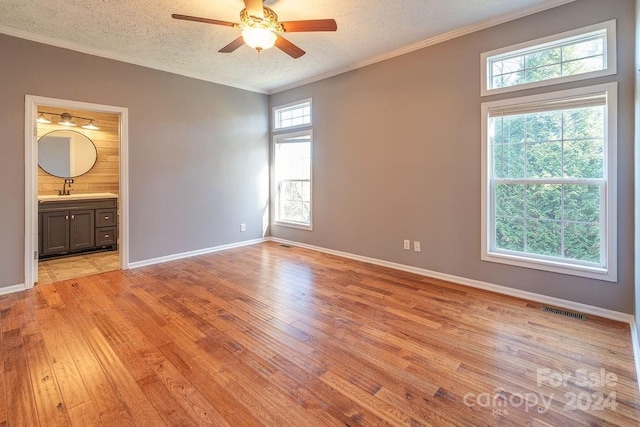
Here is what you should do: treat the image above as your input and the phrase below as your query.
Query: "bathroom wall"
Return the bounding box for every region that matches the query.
[37,107,120,196]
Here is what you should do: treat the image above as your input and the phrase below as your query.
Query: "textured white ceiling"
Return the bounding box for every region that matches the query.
[0,0,575,93]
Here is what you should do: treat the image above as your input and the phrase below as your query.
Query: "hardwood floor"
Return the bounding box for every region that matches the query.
[2,242,638,426]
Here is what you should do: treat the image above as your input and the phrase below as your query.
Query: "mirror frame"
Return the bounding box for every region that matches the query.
[38,129,98,178]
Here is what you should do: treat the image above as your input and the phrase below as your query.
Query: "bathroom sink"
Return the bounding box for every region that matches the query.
[38,192,118,202]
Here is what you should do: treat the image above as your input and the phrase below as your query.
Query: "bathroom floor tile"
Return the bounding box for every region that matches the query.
[37,250,119,285]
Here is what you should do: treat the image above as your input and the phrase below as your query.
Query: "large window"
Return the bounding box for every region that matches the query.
[481,83,617,281]
[273,99,313,229]
[481,20,616,96]
[274,132,312,228]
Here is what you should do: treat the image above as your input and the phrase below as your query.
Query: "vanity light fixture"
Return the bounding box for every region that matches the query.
[38,111,100,130]
[81,119,100,130]
[57,113,77,127]
[37,113,51,124]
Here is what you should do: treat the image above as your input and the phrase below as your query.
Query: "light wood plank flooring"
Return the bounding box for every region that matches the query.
[2,242,638,426]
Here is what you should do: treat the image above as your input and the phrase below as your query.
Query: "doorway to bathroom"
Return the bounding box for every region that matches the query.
[24,96,129,288]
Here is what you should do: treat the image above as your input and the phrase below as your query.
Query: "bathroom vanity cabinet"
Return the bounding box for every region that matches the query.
[38,195,117,258]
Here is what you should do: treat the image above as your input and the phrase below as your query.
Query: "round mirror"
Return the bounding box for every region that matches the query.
[38,130,98,178]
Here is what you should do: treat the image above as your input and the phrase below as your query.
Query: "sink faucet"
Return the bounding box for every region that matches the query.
[59,178,74,196]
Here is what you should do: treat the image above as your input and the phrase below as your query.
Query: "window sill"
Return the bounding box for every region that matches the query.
[481,251,616,282]
[273,221,313,231]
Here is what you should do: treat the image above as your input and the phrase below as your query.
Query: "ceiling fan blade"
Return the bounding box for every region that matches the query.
[219,36,246,53]
[275,36,305,59]
[281,19,337,32]
[244,0,264,18]
[172,14,237,27]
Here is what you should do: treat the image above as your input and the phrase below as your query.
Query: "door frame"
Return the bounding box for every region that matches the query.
[24,95,129,288]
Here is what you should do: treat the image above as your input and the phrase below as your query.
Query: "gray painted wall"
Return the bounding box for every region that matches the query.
[270,0,636,313]
[0,35,269,288]
[635,0,639,338]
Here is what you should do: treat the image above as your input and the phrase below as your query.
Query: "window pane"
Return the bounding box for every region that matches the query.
[493,71,524,89]
[492,57,524,75]
[526,219,562,257]
[563,56,604,76]
[275,101,311,129]
[493,143,525,179]
[275,133,311,225]
[495,217,525,252]
[563,222,600,262]
[504,143,525,178]
[495,184,525,217]
[525,48,561,68]
[503,115,526,143]
[525,64,561,83]
[526,141,562,178]
[276,141,311,180]
[565,107,604,138]
[491,115,526,179]
[564,184,600,223]
[486,26,609,91]
[562,37,603,61]
[564,138,604,179]
[302,181,311,201]
[525,111,562,142]
[526,184,561,220]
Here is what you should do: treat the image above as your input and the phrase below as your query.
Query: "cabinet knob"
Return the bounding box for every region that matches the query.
[65,215,69,220]
[105,234,110,238]
[104,216,109,220]
[71,215,75,219]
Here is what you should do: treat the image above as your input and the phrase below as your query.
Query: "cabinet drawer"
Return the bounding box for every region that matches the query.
[96,227,116,246]
[96,209,116,227]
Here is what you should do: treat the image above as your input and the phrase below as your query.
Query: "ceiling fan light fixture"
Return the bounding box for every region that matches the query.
[58,113,76,127]
[242,27,277,51]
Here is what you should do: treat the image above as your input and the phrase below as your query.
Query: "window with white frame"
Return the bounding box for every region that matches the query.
[273,99,311,131]
[274,131,312,228]
[481,20,616,95]
[481,83,617,281]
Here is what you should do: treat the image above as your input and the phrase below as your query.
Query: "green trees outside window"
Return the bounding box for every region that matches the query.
[490,105,604,264]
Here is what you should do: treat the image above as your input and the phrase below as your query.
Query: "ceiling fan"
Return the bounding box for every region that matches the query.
[172,0,337,59]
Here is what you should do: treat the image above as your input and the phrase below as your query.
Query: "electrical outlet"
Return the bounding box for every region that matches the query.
[413,241,421,252]
[403,239,410,250]
[240,223,246,232]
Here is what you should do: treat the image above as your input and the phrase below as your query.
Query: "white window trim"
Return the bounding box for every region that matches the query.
[481,82,617,282]
[273,129,313,231]
[272,98,313,132]
[481,20,617,97]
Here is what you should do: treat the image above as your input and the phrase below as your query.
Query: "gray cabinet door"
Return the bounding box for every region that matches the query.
[70,210,95,251]
[42,211,70,255]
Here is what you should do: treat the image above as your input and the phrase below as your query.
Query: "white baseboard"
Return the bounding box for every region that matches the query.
[0,283,26,296]
[269,237,633,324]
[129,237,269,269]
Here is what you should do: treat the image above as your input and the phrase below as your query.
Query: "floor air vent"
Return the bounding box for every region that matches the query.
[280,244,292,248]
[540,305,586,321]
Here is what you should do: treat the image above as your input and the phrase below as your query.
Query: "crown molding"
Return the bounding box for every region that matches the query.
[0,0,576,96]
[267,0,577,94]
[0,24,267,94]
